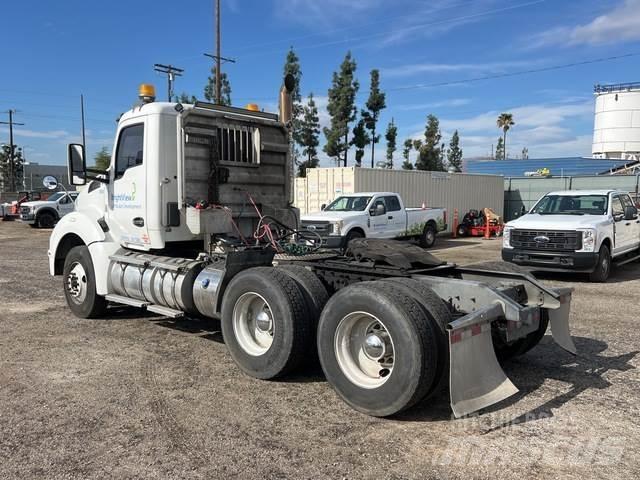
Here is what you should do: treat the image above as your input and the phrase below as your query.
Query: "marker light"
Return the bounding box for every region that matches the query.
[246,103,259,111]
[138,84,156,103]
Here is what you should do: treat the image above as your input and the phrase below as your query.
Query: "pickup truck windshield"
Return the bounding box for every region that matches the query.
[531,194,608,215]
[325,196,372,212]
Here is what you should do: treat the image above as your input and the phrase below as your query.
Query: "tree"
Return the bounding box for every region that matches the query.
[361,69,386,168]
[350,117,370,167]
[384,119,397,169]
[324,52,359,166]
[521,147,529,160]
[496,112,515,160]
[93,147,111,171]
[204,66,232,105]
[495,137,504,161]
[415,114,444,171]
[173,92,197,103]
[0,144,24,191]
[283,47,304,163]
[447,130,463,172]
[401,138,414,170]
[298,93,321,177]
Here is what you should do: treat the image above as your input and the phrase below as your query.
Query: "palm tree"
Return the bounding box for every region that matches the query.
[496,113,515,160]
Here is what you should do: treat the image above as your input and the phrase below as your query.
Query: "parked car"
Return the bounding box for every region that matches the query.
[301,192,447,249]
[502,189,640,281]
[19,191,78,228]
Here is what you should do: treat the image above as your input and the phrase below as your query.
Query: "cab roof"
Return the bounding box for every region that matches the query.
[545,189,627,196]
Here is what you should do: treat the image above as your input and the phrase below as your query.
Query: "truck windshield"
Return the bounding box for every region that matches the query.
[531,195,608,215]
[325,196,372,212]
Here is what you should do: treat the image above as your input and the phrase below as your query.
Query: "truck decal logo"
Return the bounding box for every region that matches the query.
[534,235,550,243]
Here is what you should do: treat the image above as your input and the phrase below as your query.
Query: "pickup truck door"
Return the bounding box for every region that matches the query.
[621,194,640,250]
[57,194,75,216]
[368,197,390,237]
[611,195,633,254]
[383,195,406,237]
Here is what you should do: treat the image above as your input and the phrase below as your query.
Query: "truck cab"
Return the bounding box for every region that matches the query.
[502,189,640,281]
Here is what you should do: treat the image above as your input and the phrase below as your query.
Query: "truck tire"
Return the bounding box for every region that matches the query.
[36,211,56,228]
[419,222,437,249]
[378,277,452,398]
[221,267,312,379]
[456,224,468,237]
[344,229,364,251]
[277,264,329,322]
[465,261,547,361]
[63,246,107,319]
[317,281,439,417]
[588,245,611,283]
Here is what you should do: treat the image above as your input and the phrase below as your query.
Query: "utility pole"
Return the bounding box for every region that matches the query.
[203,0,235,104]
[0,110,25,192]
[154,64,184,101]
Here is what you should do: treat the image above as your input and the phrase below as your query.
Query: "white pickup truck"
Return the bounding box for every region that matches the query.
[19,191,78,228]
[502,189,640,281]
[301,192,447,249]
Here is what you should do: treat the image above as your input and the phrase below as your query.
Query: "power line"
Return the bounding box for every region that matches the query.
[389,52,640,92]
[154,63,184,101]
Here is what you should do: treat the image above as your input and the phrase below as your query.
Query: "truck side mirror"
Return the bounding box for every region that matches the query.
[67,143,87,186]
[320,203,326,211]
[370,203,386,216]
[624,205,637,221]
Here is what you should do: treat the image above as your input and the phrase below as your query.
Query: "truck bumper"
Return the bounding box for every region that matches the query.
[20,214,35,223]
[502,248,599,272]
[306,235,345,249]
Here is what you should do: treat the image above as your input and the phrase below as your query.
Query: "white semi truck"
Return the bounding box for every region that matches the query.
[48,78,576,418]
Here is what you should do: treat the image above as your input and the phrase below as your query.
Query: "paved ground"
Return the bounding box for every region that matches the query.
[1,220,639,479]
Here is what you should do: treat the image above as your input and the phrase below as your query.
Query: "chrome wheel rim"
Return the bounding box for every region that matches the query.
[334,312,395,389]
[66,261,87,304]
[232,292,274,356]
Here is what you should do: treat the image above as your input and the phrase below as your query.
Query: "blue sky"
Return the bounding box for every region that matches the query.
[2,0,640,167]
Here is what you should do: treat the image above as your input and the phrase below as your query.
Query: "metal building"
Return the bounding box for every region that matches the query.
[295,167,504,230]
[593,82,640,160]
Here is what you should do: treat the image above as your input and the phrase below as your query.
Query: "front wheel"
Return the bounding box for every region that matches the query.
[588,245,611,282]
[36,211,56,228]
[63,246,107,318]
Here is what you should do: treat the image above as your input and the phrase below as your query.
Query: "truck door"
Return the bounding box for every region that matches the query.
[107,122,149,249]
[611,195,632,254]
[369,197,390,237]
[383,195,406,237]
[621,194,640,249]
[57,193,75,217]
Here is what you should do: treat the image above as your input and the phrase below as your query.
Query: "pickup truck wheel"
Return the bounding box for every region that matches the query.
[221,267,312,379]
[419,223,437,248]
[317,281,439,417]
[456,224,468,237]
[63,246,107,319]
[344,229,364,252]
[588,245,611,282]
[378,277,452,398]
[36,211,55,228]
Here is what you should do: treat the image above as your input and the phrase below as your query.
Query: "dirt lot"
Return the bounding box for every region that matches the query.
[1,221,639,479]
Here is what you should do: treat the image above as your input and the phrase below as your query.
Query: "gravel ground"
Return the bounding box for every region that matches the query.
[1,221,639,479]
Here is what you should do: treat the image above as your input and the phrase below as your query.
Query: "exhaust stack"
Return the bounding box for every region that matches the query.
[279,74,296,125]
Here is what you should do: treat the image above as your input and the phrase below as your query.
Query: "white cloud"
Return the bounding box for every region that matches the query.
[382,60,536,78]
[273,0,382,27]
[0,127,69,139]
[396,98,471,111]
[531,0,640,47]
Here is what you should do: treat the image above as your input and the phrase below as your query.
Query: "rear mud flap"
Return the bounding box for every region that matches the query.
[447,303,518,418]
[548,290,576,355]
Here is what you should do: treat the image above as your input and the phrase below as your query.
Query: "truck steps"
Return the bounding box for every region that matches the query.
[613,253,640,267]
[104,294,184,318]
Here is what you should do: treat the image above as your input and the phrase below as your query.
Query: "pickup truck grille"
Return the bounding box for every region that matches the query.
[511,229,582,251]
[20,206,31,214]
[300,220,333,236]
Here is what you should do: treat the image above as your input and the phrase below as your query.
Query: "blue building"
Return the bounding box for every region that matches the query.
[463,157,638,177]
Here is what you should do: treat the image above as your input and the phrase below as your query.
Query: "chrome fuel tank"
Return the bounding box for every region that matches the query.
[108,250,205,314]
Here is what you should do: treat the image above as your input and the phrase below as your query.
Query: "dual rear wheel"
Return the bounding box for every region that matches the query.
[221,268,449,417]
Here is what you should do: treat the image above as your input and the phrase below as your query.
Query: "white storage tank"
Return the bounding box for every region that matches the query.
[592,82,640,160]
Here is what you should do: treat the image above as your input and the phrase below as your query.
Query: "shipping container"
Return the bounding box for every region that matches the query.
[295,167,504,231]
